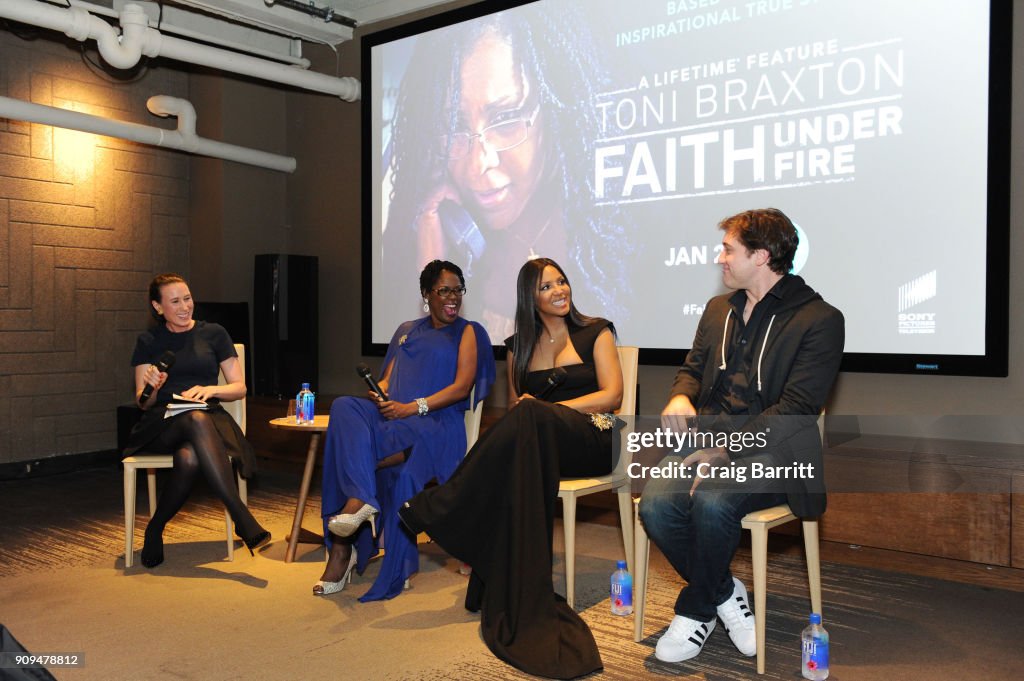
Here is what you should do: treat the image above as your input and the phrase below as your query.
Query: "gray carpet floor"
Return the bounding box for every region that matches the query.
[1,465,1022,680]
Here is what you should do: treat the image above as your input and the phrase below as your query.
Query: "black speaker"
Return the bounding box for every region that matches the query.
[253,254,318,398]
[193,301,251,391]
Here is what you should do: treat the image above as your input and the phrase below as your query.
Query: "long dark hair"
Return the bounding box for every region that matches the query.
[387,5,632,321]
[510,258,600,394]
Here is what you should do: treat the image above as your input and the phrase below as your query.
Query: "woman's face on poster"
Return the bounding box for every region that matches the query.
[446,30,547,232]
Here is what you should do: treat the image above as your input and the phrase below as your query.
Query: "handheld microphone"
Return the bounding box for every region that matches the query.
[356,363,388,401]
[140,351,175,405]
[536,366,568,401]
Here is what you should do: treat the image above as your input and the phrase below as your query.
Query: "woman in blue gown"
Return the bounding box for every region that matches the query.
[314,260,494,600]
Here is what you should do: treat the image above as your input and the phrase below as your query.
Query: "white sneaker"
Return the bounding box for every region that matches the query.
[654,615,716,662]
[717,577,756,657]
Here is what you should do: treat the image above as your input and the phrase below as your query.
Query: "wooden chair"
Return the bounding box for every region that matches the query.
[557,345,639,608]
[631,413,826,673]
[464,386,484,453]
[123,344,248,568]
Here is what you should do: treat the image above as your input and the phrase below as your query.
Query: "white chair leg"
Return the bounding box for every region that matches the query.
[146,469,158,517]
[616,490,634,575]
[225,509,234,560]
[803,520,822,615]
[749,523,769,675]
[124,464,137,569]
[562,494,577,609]
[633,501,649,643]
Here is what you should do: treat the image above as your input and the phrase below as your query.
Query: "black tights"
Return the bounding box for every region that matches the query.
[145,410,263,541]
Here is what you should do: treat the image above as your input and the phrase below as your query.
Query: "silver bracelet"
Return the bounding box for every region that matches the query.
[416,397,429,416]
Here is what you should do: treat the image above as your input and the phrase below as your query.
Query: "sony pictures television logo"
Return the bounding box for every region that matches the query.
[897,270,937,334]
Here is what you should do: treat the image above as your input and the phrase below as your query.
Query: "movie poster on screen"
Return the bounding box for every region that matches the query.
[371,0,989,356]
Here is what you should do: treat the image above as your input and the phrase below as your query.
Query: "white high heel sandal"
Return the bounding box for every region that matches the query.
[327,503,379,538]
[313,547,357,596]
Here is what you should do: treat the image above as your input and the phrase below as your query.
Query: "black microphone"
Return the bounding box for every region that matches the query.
[356,363,388,401]
[536,366,568,401]
[140,351,175,405]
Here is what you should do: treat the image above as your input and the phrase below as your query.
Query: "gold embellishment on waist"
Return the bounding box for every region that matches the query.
[589,413,616,431]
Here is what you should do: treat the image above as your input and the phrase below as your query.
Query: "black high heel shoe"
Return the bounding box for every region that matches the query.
[243,529,272,555]
[140,527,164,568]
[398,502,425,535]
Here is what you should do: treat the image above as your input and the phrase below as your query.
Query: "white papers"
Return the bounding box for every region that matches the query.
[164,394,208,419]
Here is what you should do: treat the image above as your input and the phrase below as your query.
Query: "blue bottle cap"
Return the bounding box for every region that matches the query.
[302,382,310,389]
[616,560,627,570]
[809,613,822,624]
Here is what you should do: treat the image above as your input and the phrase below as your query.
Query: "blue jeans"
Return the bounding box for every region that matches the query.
[638,455,787,622]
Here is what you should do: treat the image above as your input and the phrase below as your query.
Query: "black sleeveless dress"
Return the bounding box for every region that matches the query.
[403,319,615,679]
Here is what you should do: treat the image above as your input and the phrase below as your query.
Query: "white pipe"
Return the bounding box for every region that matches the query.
[157,32,359,100]
[0,0,359,100]
[0,94,297,172]
[66,0,312,68]
[148,95,197,133]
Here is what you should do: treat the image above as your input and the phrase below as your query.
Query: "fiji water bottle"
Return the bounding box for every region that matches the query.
[801,613,829,680]
[610,560,633,616]
[296,383,315,425]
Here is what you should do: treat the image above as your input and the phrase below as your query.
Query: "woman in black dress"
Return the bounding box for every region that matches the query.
[125,273,270,568]
[400,258,622,679]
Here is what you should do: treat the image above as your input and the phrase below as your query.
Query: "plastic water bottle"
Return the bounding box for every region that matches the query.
[301,384,316,424]
[801,613,829,680]
[610,560,633,616]
[296,383,315,425]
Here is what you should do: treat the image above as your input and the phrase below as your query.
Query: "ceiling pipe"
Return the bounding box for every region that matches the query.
[0,94,297,172]
[264,0,357,29]
[0,0,360,100]
[66,0,312,68]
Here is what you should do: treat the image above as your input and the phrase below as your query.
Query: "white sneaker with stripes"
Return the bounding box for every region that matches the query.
[654,615,717,662]
[717,577,756,657]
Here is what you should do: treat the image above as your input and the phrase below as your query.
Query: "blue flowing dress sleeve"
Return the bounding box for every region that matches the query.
[381,318,494,411]
[324,316,493,602]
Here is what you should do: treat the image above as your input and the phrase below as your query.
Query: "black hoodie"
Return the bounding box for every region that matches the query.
[670,274,845,517]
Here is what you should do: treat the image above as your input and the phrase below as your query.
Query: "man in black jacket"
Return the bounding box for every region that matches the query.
[639,208,844,664]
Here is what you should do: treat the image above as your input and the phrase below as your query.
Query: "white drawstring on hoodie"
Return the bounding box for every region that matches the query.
[755,315,776,392]
[718,309,732,371]
[718,309,777,392]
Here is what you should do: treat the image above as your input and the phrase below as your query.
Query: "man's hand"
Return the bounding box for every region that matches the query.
[661,394,697,433]
[682,447,729,496]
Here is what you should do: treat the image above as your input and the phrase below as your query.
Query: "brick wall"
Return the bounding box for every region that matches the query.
[0,32,191,464]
